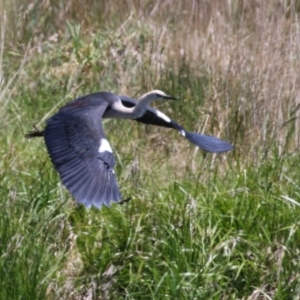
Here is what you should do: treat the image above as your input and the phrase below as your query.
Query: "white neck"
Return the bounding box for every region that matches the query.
[110,92,159,119]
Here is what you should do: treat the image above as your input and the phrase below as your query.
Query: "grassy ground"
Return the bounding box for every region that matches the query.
[1,0,300,299]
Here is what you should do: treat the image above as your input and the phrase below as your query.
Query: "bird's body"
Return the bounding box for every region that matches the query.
[27,90,233,208]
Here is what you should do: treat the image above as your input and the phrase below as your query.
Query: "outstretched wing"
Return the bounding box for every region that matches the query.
[119,95,234,153]
[44,99,122,208]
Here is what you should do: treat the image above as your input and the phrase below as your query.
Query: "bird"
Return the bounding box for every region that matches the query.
[26,90,233,209]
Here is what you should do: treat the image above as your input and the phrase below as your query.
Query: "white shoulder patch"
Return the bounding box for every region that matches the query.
[99,138,113,153]
[156,110,171,123]
[180,130,186,137]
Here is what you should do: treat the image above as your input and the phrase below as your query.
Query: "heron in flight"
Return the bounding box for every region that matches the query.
[27,90,233,208]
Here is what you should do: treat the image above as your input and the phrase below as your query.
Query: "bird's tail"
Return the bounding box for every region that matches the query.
[184,131,234,153]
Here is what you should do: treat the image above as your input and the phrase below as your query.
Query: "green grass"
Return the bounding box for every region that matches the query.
[2,1,300,299]
[2,147,300,299]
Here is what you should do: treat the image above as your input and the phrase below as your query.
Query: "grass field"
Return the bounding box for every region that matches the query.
[1,1,300,299]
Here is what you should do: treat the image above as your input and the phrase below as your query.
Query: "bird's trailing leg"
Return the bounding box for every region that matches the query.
[25,124,45,138]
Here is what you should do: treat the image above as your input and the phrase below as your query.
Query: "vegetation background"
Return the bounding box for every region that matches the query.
[1,0,300,299]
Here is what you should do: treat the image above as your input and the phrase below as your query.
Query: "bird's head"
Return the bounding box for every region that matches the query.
[138,90,177,102]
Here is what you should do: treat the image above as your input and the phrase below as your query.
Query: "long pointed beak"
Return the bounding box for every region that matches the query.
[163,95,177,100]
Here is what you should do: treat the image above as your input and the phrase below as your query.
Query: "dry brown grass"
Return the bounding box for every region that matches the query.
[4,0,300,162]
[2,2,300,299]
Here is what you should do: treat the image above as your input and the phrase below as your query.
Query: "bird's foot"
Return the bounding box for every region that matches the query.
[119,197,131,205]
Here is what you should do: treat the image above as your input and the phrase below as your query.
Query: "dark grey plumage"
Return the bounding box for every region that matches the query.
[27,90,233,208]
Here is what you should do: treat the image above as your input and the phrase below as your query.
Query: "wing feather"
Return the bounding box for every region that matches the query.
[44,95,123,208]
[119,95,233,153]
